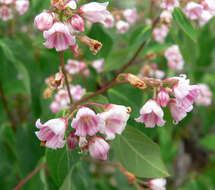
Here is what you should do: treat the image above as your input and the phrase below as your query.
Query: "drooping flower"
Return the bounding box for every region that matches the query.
[88,136,110,160]
[152,25,169,43]
[164,45,184,71]
[92,58,104,73]
[135,99,166,128]
[71,107,104,137]
[0,5,13,21]
[116,20,129,34]
[184,2,203,20]
[35,118,67,149]
[169,99,187,124]
[79,2,111,25]
[171,75,192,100]
[195,84,212,106]
[43,22,76,52]
[176,85,199,112]
[157,89,170,107]
[34,11,54,31]
[103,13,114,28]
[149,178,167,190]
[15,0,29,15]
[70,14,85,32]
[123,8,137,24]
[99,104,130,140]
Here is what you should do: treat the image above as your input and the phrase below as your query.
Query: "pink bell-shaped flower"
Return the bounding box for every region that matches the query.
[71,107,104,137]
[88,136,110,160]
[135,99,166,128]
[35,118,67,149]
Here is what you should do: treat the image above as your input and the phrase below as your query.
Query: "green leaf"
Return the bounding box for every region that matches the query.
[0,39,31,96]
[113,127,169,178]
[46,147,80,187]
[200,134,215,151]
[173,8,197,42]
[129,25,151,46]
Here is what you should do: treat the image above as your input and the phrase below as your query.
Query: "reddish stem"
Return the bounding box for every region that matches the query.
[13,162,45,190]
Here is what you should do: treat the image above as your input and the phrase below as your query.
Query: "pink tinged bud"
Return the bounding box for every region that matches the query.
[157,89,170,107]
[70,15,85,32]
[0,0,13,4]
[99,104,130,140]
[184,2,203,20]
[65,59,85,74]
[69,84,86,102]
[71,107,105,137]
[116,20,130,34]
[65,0,77,9]
[169,99,187,124]
[67,130,79,151]
[35,118,67,149]
[79,2,111,25]
[160,0,180,11]
[43,22,76,52]
[149,70,165,79]
[88,136,110,160]
[160,10,172,24]
[92,58,104,73]
[34,11,53,31]
[135,99,166,128]
[195,84,212,106]
[103,13,114,28]
[0,5,13,21]
[15,0,29,15]
[149,178,167,190]
[164,45,184,71]
[123,8,137,24]
[83,68,90,77]
[152,25,169,43]
[199,10,213,27]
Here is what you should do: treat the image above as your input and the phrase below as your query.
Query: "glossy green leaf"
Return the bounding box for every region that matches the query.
[46,147,80,187]
[173,8,197,42]
[113,127,169,178]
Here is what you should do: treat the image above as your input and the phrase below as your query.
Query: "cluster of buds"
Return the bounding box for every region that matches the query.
[112,8,137,34]
[0,0,29,21]
[50,84,86,113]
[65,57,104,76]
[164,45,184,71]
[35,104,131,160]
[124,74,200,127]
[34,0,113,53]
[152,0,215,43]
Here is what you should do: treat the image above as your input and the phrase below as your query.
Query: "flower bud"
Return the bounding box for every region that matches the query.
[15,0,29,15]
[34,11,54,31]
[160,10,172,25]
[157,89,170,107]
[67,130,79,151]
[88,136,110,160]
[70,14,85,32]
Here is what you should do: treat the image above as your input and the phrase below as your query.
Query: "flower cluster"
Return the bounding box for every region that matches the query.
[50,84,86,113]
[35,104,131,160]
[34,1,112,52]
[65,58,104,76]
[164,45,184,71]
[0,0,29,21]
[131,74,200,127]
